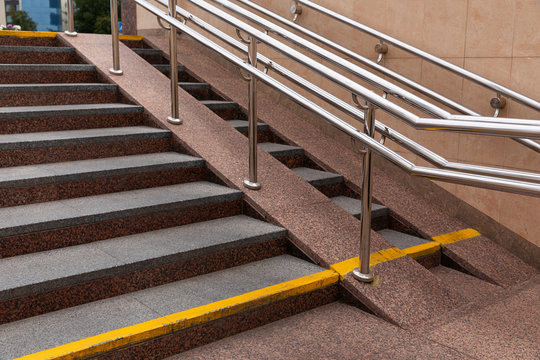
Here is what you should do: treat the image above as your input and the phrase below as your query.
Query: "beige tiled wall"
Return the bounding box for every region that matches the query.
[137,0,539,247]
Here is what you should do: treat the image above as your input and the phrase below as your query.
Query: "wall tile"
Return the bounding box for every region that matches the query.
[423,0,468,58]
[513,0,540,57]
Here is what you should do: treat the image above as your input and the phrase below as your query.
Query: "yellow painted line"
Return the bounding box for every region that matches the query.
[16,270,338,360]
[0,30,57,38]
[403,242,440,259]
[118,35,144,41]
[330,247,406,280]
[432,228,480,245]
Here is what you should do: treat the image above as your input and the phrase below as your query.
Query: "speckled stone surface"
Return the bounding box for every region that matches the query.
[0,47,82,64]
[56,33,471,327]
[120,0,137,36]
[0,84,120,106]
[98,286,339,360]
[0,36,62,47]
[0,238,286,324]
[442,235,537,287]
[175,302,474,360]
[0,200,242,257]
[0,66,97,83]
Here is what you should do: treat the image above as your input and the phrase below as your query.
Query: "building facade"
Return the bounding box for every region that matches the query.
[0,0,67,31]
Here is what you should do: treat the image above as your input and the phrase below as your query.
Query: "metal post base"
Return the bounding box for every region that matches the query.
[352,267,374,283]
[167,116,183,125]
[243,179,261,190]
[109,68,123,75]
[64,31,77,37]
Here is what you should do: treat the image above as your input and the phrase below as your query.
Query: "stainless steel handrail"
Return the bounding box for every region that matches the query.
[154,0,540,184]
[65,0,77,36]
[207,0,540,151]
[132,0,540,283]
[109,0,123,75]
[232,0,540,153]
[294,0,540,113]
[189,0,540,139]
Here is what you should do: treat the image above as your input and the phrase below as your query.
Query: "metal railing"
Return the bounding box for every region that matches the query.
[120,0,538,283]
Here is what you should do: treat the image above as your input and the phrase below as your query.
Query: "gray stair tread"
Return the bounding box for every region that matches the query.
[0,83,117,93]
[0,64,95,71]
[132,48,163,55]
[0,255,324,359]
[227,120,268,132]
[0,181,242,237]
[0,152,203,188]
[292,167,344,187]
[0,103,143,119]
[178,82,211,90]
[153,64,186,72]
[0,126,170,150]
[0,215,286,301]
[377,229,431,250]
[259,142,303,157]
[200,100,238,109]
[330,196,389,219]
[0,45,75,53]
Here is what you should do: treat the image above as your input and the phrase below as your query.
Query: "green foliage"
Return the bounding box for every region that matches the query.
[8,7,37,31]
[74,0,120,34]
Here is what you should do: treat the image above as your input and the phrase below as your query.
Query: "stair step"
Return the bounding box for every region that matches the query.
[259,142,304,158]
[0,103,145,134]
[0,215,287,323]
[330,196,389,219]
[0,45,81,64]
[132,48,167,64]
[377,229,431,250]
[0,64,97,83]
[292,167,344,187]
[0,83,119,106]
[227,119,269,133]
[179,82,211,91]
[178,81,219,100]
[0,126,173,167]
[430,266,499,303]
[201,100,239,119]
[153,63,186,74]
[0,181,243,257]
[0,152,207,206]
[0,35,61,47]
[0,255,327,359]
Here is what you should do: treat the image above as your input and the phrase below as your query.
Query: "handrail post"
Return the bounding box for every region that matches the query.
[109,0,123,75]
[353,102,375,283]
[243,36,261,190]
[65,0,77,36]
[167,0,182,124]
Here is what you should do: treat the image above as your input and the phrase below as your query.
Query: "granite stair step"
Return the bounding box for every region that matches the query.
[0,255,331,359]
[0,152,207,207]
[292,167,345,197]
[0,83,119,106]
[0,64,98,83]
[132,48,167,64]
[0,103,145,134]
[0,45,81,64]
[0,35,61,47]
[179,82,219,100]
[153,64,190,79]
[377,229,431,250]
[0,215,287,324]
[200,100,240,119]
[0,181,243,257]
[227,119,269,134]
[0,126,173,167]
[330,195,389,230]
[430,266,500,303]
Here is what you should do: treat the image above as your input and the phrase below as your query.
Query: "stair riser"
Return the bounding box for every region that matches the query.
[0,238,287,324]
[98,285,339,360]
[0,70,97,84]
[0,37,61,47]
[416,251,441,269]
[0,51,82,64]
[120,40,146,48]
[0,167,209,207]
[137,53,168,64]
[207,107,240,120]
[0,200,243,258]
[0,89,120,107]
[0,113,145,134]
[0,137,173,167]
[183,87,218,101]
[158,69,197,83]
[235,128,277,144]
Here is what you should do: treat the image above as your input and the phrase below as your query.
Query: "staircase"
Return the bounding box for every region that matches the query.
[0,31,536,359]
[0,34,340,359]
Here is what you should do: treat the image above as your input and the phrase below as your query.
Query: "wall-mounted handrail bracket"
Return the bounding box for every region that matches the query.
[290,1,302,22]
[157,16,171,30]
[491,94,507,118]
[375,41,388,64]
